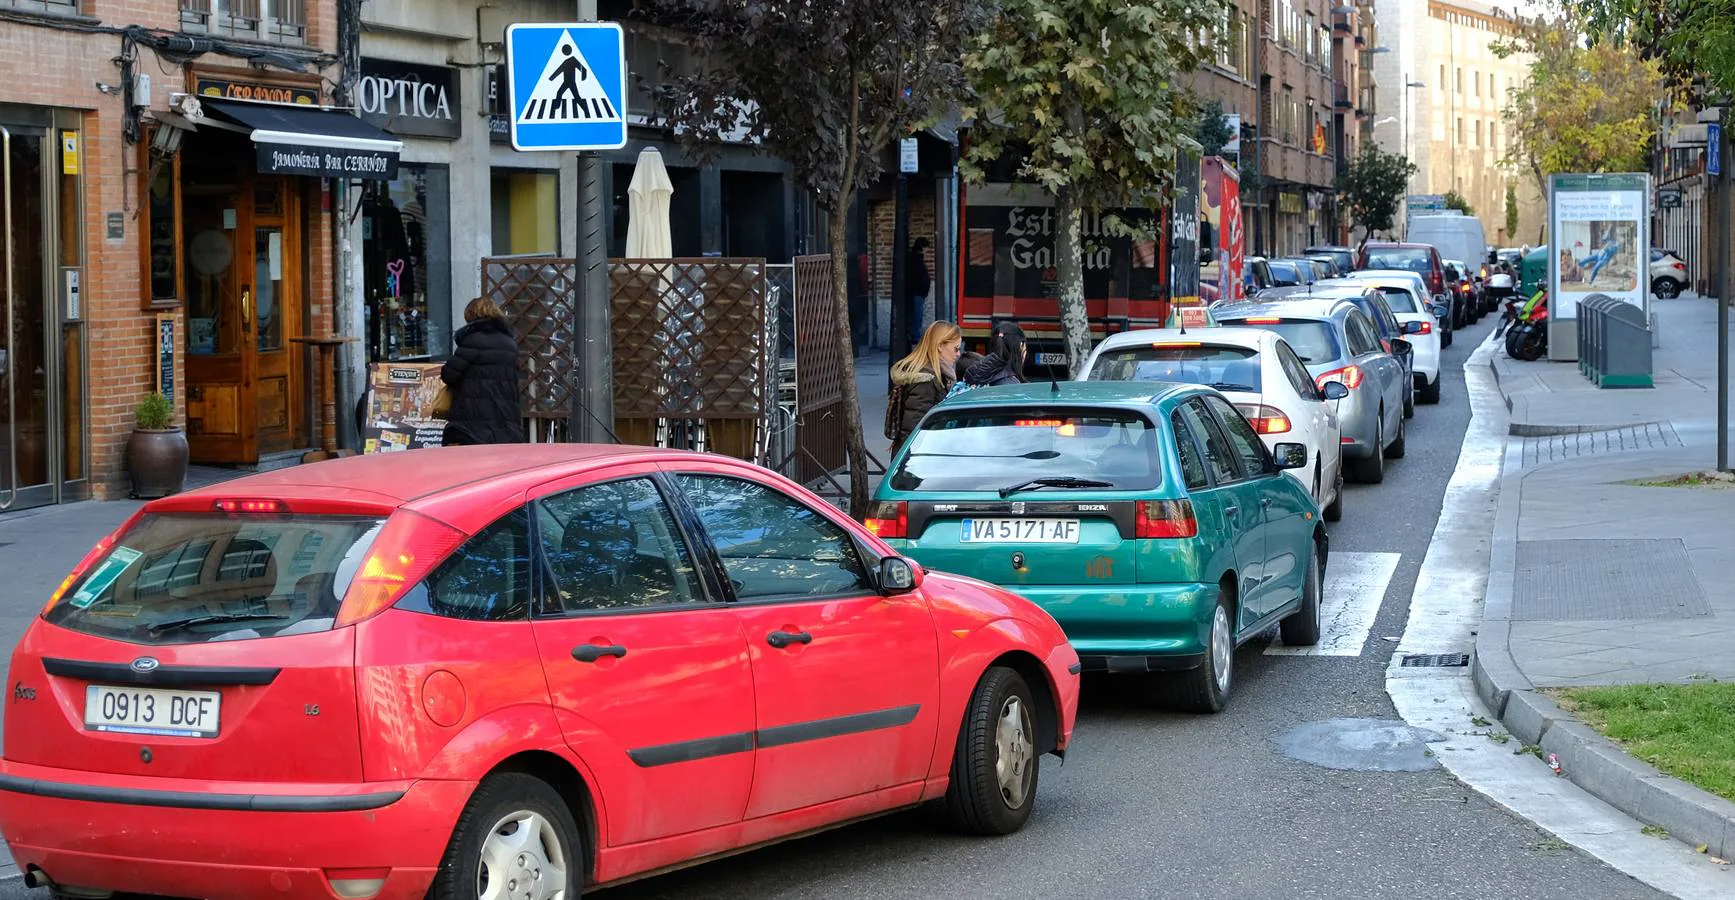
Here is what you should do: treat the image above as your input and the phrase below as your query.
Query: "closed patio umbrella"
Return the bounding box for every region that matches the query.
[626,146,673,258]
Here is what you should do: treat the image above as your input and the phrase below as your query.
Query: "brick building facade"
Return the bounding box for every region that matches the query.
[0,0,401,513]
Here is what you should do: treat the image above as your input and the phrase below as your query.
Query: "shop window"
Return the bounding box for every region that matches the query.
[180,0,306,45]
[141,143,182,309]
[364,165,453,362]
[491,169,559,256]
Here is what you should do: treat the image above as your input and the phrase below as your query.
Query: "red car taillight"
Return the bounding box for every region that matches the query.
[1317,364,1365,390]
[1135,500,1198,539]
[863,501,908,539]
[42,510,146,615]
[1235,403,1292,434]
[335,510,468,628]
[1672,263,1686,271]
[1430,272,1444,294]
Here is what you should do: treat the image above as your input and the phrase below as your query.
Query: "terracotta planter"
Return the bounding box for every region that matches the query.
[127,428,189,499]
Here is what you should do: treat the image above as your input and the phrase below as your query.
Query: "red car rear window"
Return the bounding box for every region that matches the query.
[44,513,386,645]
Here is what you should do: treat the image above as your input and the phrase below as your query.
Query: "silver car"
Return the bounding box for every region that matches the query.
[1213,294,1410,484]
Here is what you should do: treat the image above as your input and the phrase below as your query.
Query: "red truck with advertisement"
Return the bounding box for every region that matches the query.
[1198,156,1245,306]
[956,149,1206,373]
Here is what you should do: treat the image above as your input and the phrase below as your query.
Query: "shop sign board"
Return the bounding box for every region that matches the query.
[194,76,319,106]
[362,363,447,453]
[256,145,398,181]
[505,22,628,151]
[1548,172,1650,319]
[359,59,461,140]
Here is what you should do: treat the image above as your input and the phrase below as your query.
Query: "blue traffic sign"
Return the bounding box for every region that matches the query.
[505,22,627,152]
[1710,124,1722,177]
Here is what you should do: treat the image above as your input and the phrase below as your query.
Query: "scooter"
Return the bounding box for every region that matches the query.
[1504,289,1549,361]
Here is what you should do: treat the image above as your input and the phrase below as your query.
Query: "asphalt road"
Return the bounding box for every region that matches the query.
[0,316,1666,900]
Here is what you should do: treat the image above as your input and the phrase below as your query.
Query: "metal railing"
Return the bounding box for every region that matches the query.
[179,0,307,44]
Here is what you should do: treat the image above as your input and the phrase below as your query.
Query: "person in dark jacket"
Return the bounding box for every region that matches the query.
[908,237,932,345]
[887,320,961,454]
[441,297,524,446]
[963,321,1030,387]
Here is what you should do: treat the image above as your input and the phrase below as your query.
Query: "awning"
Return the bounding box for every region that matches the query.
[200,98,403,181]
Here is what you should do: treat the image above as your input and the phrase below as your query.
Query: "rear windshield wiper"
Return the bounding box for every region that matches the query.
[1207,382,1257,393]
[998,476,1115,498]
[147,613,291,634]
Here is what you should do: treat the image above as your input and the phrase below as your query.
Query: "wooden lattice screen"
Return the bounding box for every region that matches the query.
[790,255,850,484]
[481,256,578,420]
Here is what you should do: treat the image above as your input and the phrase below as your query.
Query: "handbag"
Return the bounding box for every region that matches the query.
[429,384,454,420]
[883,384,906,441]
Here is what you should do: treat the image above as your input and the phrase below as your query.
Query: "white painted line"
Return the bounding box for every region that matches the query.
[1266,551,1400,656]
[1387,335,1734,899]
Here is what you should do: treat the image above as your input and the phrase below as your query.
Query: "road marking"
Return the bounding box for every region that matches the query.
[1266,551,1400,656]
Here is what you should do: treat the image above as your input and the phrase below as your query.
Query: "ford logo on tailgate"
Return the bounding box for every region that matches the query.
[130,657,160,673]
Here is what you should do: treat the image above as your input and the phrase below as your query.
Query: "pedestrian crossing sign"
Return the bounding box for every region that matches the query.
[505,22,628,152]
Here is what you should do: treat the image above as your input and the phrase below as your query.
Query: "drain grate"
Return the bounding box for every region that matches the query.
[1401,653,1471,668]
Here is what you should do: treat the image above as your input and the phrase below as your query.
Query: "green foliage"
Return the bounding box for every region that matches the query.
[1494,10,1664,195]
[134,392,174,431]
[1577,0,1735,103]
[1505,182,1520,239]
[1443,189,1474,216]
[960,0,1214,207]
[1336,144,1417,239]
[1193,98,1236,158]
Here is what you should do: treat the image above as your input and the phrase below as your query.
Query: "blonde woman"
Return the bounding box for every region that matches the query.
[886,321,962,454]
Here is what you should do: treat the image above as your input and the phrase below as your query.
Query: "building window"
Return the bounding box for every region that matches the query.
[1455,67,1463,93]
[1440,64,1446,87]
[141,142,182,309]
[1457,117,1464,144]
[364,165,453,362]
[1321,26,1332,71]
[2,0,78,13]
[180,0,307,44]
[491,169,560,256]
[1475,119,1482,146]
[1305,12,1316,61]
[1473,70,1480,96]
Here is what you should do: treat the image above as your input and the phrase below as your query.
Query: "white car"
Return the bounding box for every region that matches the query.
[1330,271,1443,405]
[1078,327,1347,520]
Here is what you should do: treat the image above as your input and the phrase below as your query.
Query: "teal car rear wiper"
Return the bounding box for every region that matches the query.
[1207,382,1257,393]
[997,476,1114,498]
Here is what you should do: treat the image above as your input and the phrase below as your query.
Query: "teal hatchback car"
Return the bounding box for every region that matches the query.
[868,382,1327,712]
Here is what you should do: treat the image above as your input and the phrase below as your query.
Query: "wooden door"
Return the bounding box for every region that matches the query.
[184,183,251,464]
[184,174,304,463]
[249,177,302,457]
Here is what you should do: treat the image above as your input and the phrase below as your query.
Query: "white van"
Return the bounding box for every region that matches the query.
[1408,215,1489,275]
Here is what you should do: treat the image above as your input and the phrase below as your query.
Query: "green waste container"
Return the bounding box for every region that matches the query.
[1520,245,1550,297]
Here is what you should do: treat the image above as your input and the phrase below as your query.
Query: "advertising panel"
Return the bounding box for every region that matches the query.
[1169,147,1202,308]
[1199,157,1245,305]
[363,362,447,453]
[1548,173,1651,319]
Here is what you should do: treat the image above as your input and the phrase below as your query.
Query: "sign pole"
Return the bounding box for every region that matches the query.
[1718,119,1730,471]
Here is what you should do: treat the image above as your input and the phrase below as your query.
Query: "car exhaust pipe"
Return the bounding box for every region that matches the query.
[23,867,114,899]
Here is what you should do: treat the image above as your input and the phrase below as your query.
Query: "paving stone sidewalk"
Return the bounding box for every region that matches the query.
[1474,292,1735,858]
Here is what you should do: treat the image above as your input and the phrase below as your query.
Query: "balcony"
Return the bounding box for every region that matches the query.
[180,0,306,44]
[1334,85,1354,110]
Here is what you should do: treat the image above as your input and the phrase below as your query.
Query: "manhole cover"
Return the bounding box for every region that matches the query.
[1272,718,1444,772]
[1402,653,1471,667]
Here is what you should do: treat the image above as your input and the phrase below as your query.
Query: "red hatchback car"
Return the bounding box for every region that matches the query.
[0,445,1079,900]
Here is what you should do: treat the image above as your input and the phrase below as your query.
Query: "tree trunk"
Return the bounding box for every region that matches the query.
[1055,187,1090,378]
[829,207,871,518]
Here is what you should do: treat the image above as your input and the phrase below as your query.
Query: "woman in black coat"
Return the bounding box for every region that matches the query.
[441,297,524,446]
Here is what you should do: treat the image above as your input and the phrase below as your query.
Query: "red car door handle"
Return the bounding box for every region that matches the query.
[766,630,812,649]
[571,644,628,663]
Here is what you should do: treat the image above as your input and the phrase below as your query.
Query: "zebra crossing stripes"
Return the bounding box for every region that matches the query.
[1266,551,1402,657]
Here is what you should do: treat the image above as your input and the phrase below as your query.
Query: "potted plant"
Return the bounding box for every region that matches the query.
[127,391,188,499]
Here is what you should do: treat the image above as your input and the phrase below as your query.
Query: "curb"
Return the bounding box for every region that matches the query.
[1471,349,1735,861]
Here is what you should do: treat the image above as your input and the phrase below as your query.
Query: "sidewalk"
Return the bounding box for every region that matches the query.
[1474,292,1735,858]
